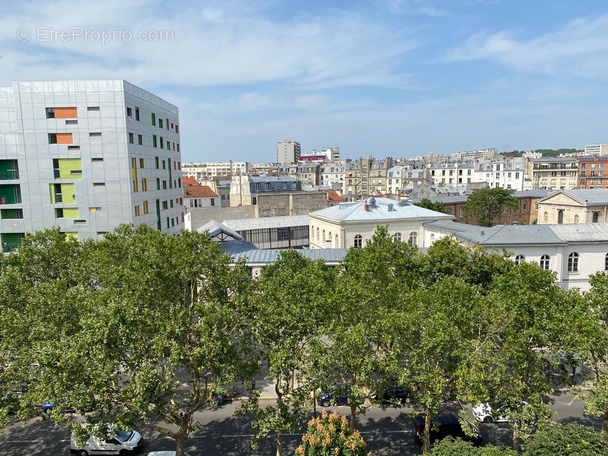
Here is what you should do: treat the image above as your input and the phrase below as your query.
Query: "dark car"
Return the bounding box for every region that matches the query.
[412,413,482,446]
[373,386,410,406]
[317,390,350,407]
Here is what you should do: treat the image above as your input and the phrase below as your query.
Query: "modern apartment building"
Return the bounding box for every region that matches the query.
[0,80,183,250]
[182,161,251,181]
[277,140,301,164]
[526,157,579,190]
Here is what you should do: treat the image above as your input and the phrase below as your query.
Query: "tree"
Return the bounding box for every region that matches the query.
[579,272,608,433]
[473,262,582,451]
[463,187,519,227]
[322,226,422,432]
[0,226,256,456]
[238,250,334,456]
[414,199,448,214]
[295,410,369,456]
[524,423,608,456]
[431,437,517,456]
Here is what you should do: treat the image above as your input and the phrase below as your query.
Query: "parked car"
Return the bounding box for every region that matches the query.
[42,402,75,414]
[472,401,531,423]
[372,386,410,406]
[70,425,144,455]
[412,413,481,445]
[317,390,350,407]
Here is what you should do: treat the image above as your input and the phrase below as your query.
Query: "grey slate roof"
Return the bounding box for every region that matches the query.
[424,220,608,246]
[540,189,608,206]
[230,248,349,265]
[311,197,452,222]
[197,220,243,240]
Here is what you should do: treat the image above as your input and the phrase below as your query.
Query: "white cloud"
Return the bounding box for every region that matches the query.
[445,15,608,79]
[0,0,417,90]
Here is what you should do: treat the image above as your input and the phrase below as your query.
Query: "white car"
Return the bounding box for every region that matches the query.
[472,401,530,423]
[70,425,144,455]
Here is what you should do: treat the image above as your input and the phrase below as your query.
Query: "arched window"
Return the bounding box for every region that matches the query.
[514,254,525,265]
[568,252,579,272]
[544,212,549,222]
[430,233,436,244]
[540,255,550,270]
[335,234,339,248]
[394,232,402,242]
[354,234,362,248]
[605,253,608,271]
[593,212,600,223]
[558,210,564,224]
[328,232,332,247]
[316,227,319,241]
[409,231,417,245]
[322,230,326,243]
[574,215,579,224]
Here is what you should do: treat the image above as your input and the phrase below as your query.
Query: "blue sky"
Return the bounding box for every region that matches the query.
[2,0,608,163]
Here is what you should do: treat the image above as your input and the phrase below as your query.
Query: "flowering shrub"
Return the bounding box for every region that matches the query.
[295,410,370,456]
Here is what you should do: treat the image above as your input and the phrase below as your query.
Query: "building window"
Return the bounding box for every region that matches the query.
[87,106,100,111]
[544,212,549,222]
[142,178,147,191]
[129,133,134,144]
[568,252,579,272]
[354,234,362,248]
[143,201,149,214]
[593,212,600,223]
[151,113,156,126]
[574,215,579,224]
[540,255,550,270]
[153,135,158,148]
[514,254,525,265]
[127,107,132,118]
[605,253,608,271]
[393,232,402,242]
[138,135,143,145]
[134,205,140,216]
[159,119,163,129]
[135,107,140,121]
[409,232,417,245]
[558,209,564,224]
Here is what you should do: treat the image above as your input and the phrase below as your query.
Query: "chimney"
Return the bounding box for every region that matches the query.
[364,203,369,211]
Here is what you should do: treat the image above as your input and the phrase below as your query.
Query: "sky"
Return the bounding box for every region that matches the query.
[1,0,608,163]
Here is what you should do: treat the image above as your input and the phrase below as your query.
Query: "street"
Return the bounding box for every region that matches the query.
[0,391,601,455]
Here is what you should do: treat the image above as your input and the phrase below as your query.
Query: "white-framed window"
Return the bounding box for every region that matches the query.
[394,232,402,242]
[409,232,417,245]
[540,255,550,270]
[354,234,362,248]
[568,252,579,272]
[514,254,525,265]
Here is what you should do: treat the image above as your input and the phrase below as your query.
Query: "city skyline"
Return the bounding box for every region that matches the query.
[2,1,608,163]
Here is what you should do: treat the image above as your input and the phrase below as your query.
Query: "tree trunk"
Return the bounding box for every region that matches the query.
[276,430,283,456]
[350,402,357,432]
[175,411,192,456]
[423,413,431,455]
[512,423,521,452]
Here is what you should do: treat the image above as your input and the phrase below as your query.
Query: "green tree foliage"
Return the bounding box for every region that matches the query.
[579,272,608,433]
[322,226,421,431]
[295,410,369,456]
[472,262,581,451]
[499,148,583,157]
[414,199,448,214]
[524,423,608,456]
[0,226,256,456]
[430,437,517,456]
[238,250,334,456]
[463,187,519,227]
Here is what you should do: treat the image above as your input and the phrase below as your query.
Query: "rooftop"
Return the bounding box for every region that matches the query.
[223,215,309,231]
[311,197,453,222]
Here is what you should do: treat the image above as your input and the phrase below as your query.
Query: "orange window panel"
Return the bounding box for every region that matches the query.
[54,107,78,118]
[56,133,73,144]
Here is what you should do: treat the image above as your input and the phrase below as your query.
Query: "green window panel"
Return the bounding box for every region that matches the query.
[63,208,80,218]
[1,209,23,219]
[57,158,83,179]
